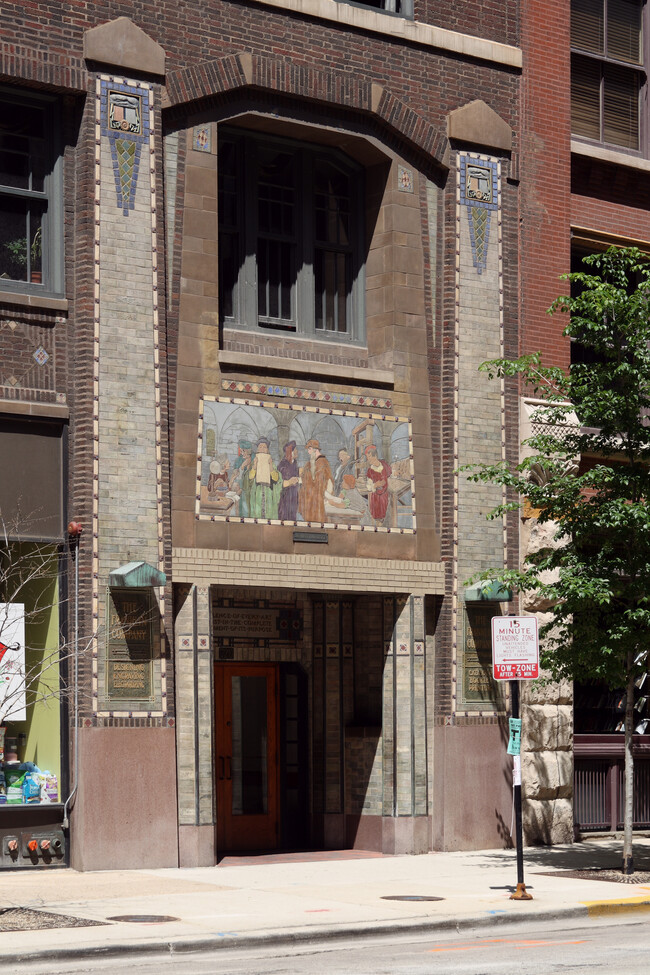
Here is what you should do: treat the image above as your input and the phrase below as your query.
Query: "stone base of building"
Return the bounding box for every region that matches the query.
[71,727,179,871]
[178,824,216,867]
[312,814,430,854]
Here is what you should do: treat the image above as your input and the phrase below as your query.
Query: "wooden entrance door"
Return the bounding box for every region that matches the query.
[215,663,280,852]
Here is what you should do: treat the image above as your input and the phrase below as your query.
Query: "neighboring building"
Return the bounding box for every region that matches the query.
[519,0,650,841]
[0,3,525,870]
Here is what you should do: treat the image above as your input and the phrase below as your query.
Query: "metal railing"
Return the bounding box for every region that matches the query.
[574,758,650,832]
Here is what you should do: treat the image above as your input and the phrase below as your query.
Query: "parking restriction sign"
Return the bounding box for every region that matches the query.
[491,616,539,681]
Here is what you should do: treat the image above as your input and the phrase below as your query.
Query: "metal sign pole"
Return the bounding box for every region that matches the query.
[509,678,532,900]
[491,614,538,901]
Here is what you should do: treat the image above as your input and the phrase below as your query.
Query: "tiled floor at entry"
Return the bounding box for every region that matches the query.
[219,849,390,866]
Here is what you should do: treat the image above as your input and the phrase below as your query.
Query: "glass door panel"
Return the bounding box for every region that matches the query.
[231,675,268,816]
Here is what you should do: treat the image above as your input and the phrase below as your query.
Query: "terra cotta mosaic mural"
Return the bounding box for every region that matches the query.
[197,397,415,532]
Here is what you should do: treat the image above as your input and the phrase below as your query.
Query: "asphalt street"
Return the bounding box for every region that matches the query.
[8,916,650,975]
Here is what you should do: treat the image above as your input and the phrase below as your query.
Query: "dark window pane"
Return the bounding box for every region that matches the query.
[219,141,242,322]
[257,149,295,236]
[231,676,268,816]
[337,253,348,333]
[218,129,359,339]
[218,140,239,230]
[268,243,279,319]
[603,64,639,147]
[314,162,351,246]
[0,145,30,190]
[281,244,292,319]
[571,55,602,139]
[607,0,642,64]
[361,0,402,10]
[257,238,294,324]
[0,196,44,283]
[572,0,605,54]
[0,101,45,140]
[315,249,349,333]
[219,231,238,320]
[258,238,267,317]
[256,146,295,324]
[0,101,46,192]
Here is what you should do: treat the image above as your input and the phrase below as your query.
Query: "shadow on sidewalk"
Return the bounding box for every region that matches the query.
[477,839,650,872]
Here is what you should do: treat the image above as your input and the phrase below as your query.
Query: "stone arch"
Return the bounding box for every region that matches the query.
[163,52,449,173]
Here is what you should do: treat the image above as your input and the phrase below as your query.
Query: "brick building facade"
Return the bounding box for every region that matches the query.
[0,2,530,869]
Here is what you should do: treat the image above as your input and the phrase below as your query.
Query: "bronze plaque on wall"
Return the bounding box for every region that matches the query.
[106,588,154,701]
[462,604,501,708]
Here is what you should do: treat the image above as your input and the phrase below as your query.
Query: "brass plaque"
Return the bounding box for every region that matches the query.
[462,605,500,707]
[107,588,154,701]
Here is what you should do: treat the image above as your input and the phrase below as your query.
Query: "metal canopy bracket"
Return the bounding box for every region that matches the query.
[108,561,166,588]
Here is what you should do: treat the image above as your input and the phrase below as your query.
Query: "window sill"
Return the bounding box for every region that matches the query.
[219,348,394,387]
[249,0,521,68]
[0,288,68,314]
[571,139,650,174]
[0,397,70,420]
[0,802,63,811]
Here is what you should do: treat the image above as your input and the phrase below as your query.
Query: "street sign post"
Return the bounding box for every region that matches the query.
[491,615,539,902]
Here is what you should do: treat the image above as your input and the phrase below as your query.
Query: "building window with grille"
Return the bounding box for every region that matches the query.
[571,0,645,151]
[219,129,365,344]
[0,88,63,295]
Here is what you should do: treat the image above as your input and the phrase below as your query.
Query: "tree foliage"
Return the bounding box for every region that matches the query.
[466,247,650,692]
[465,246,650,871]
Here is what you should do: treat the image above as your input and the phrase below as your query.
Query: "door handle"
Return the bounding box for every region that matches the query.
[226,756,232,780]
[219,756,225,780]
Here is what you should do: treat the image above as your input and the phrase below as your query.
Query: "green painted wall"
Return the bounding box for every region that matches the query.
[3,545,61,799]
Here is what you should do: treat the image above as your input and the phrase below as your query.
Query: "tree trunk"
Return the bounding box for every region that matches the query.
[623,657,635,875]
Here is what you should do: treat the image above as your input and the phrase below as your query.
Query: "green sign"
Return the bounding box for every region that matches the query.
[507,717,522,755]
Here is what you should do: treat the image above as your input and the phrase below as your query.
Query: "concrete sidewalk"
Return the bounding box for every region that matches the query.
[2,837,650,966]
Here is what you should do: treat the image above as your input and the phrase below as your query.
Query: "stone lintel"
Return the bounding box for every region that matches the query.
[84,17,165,77]
[448,99,512,153]
[172,547,444,596]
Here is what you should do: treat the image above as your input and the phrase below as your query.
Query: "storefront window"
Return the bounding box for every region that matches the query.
[0,543,62,807]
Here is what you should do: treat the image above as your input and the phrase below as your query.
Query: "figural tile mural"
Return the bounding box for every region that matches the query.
[197,397,416,533]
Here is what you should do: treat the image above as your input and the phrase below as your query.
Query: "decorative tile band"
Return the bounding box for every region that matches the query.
[193,125,212,153]
[459,156,498,275]
[100,80,151,216]
[398,165,414,193]
[221,380,392,410]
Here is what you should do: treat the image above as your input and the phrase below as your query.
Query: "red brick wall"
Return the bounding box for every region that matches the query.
[520,0,571,368]
[420,0,519,46]
[2,2,519,129]
[522,0,650,369]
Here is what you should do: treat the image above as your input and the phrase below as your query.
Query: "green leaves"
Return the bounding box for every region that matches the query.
[465,247,650,691]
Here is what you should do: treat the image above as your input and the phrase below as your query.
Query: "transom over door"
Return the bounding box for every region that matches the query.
[215,663,280,852]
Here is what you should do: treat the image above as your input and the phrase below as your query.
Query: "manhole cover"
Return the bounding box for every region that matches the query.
[107,915,179,924]
[381,895,444,902]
